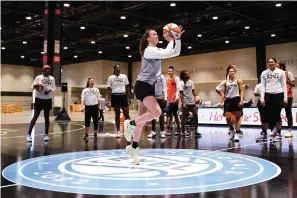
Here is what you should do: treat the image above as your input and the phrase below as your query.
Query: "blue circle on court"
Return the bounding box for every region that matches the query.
[2,149,281,195]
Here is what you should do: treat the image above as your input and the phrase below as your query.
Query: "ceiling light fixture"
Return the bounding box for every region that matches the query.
[23,41,27,44]
[126,46,130,49]
[276,3,282,7]
[188,46,192,49]
[91,41,95,44]
[41,52,44,54]
[64,46,68,50]
[80,26,85,30]
[213,16,218,20]
[128,55,132,58]
[26,16,32,20]
[170,3,176,7]
[21,55,25,58]
[64,3,70,7]
[197,34,202,37]
[123,34,128,38]
[98,51,103,54]
[1,47,5,50]
[120,16,126,20]
[245,26,250,29]
[225,40,230,44]
[74,55,78,58]
[271,34,276,37]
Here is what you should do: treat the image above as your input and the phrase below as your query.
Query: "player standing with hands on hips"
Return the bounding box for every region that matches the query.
[256,58,287,143]
[26,65,56,142]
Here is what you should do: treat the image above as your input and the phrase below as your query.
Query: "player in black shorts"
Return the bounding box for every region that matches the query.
[26,65,56,142]
[106,65,131,138]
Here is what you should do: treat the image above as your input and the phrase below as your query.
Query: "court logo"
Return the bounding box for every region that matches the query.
[2,149,281,195]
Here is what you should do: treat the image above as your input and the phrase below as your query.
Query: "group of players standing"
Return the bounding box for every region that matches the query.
[26,29,294,159]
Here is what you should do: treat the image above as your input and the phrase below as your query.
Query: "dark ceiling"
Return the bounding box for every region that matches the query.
[1,1,297,67]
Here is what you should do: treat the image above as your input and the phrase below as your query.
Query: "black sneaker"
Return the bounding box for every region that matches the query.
[194,131,202,137]
[84,133,89,139]
[256,132,267,142]
[237,130,243,136]
[94,133,98,139]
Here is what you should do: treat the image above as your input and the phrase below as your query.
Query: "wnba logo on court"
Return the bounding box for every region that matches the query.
[2,149,281,195]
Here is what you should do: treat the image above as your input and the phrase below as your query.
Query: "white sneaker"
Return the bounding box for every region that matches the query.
[26,134,32,142]
[124,120,135,142]
[116,131,123,138]
[234,133,240,142]
[44,134,49,141]
[269,127,277,136]
[147,131,156,138]
[126,145,140,165]
[160,131,166,138]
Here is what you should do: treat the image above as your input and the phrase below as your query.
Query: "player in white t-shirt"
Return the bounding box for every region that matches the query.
[256,58,287,143]
[26,65,56,142]
[81,78,100,140]
[180,71,201,137]
[106,65,131,137]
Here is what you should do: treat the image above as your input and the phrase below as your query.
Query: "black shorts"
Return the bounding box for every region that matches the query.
[134,80,155,102]
[165,102,179,116]
[262,93,284,123]
[34,98,52,111]
[111,94,128,107]
[224,97,243,113]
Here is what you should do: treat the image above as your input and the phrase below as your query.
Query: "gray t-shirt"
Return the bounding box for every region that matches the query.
[136,40,181,85]
[225,79,240,99]
[155,74,167,100]
[180,80,195,105]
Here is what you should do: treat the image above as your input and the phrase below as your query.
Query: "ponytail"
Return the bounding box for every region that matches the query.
[139,29,151,57]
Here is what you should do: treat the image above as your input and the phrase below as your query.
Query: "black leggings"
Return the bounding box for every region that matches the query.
[285,98,293,128]
[181,105,198,132]
[263,93,284,124]
[28,108,50,135]
[99,109,104,121]
[85,105,99,130]
[152,99,166,132]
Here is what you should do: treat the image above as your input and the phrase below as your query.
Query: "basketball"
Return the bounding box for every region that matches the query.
[194,96,202,105]
[163,23,181,40]
[37,84,44,92]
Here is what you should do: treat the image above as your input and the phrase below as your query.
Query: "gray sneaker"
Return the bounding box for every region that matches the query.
[124,120,135,142]
[126,145,140,165]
